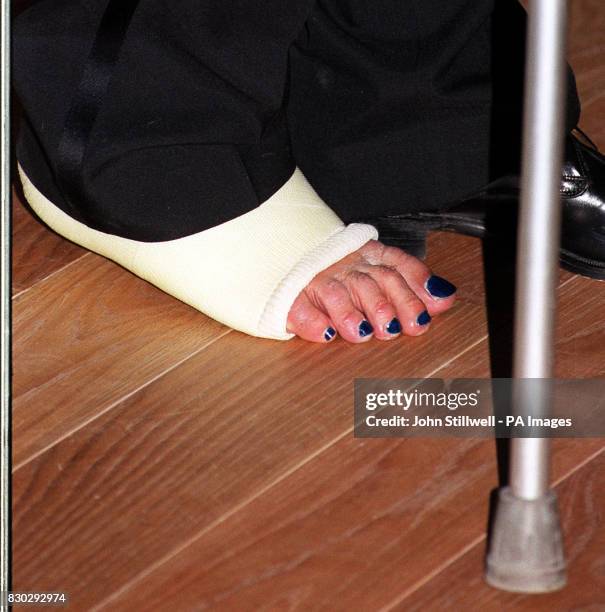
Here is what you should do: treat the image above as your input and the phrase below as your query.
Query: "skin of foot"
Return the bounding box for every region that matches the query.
[287,240,457,344]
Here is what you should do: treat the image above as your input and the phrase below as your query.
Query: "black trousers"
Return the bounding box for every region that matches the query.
[13,0,580,241]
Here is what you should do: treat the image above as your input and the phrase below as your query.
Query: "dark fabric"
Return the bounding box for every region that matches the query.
[288,0,495,223]
[13,0,309,240]
[56,0,139,222]
[288,0,581,224]
[488,0,580,179]
[13,0,581,241]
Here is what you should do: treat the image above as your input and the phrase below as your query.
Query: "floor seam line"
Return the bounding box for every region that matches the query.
[12,252,91,301]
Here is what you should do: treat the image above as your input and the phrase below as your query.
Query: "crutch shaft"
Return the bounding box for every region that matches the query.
[511,0,567,501]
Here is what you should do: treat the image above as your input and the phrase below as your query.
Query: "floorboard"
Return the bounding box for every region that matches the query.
[12,255,228,466]
[569,0,605,145]
[11,187,85,297]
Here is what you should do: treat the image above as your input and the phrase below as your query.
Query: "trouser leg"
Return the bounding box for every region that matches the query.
[489,0,580,178]
[287,0,581,223]
[13,0,315,240]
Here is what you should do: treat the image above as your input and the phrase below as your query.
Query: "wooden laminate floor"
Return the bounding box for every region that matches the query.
[11,1,605,610]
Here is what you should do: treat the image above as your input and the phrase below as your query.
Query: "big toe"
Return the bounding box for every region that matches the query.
[381,246,457,315]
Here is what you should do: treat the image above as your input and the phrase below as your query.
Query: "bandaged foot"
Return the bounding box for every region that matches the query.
[19,166,456,342]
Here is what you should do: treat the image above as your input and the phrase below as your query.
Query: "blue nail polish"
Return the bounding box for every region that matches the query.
[324,327,336,341]
[359,320,374,337]
[426,275,457,298]
[386,318,401,334]
[417,310,431,326]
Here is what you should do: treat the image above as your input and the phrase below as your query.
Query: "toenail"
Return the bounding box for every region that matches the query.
[416,310,431,326]
[359,320,374,337]
[324,327,336,341]
[425,275,457,298]
[386,318,402,334]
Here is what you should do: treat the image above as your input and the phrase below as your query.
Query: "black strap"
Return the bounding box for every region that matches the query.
[56,0,139,217]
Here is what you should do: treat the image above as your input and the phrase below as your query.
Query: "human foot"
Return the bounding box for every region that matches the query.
[287,240,457,343]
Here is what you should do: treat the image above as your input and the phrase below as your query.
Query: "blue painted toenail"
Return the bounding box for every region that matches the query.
[386,318,401,334]
[417,310,431,326]
[426,275,457,298]
[324,327,336,341]
[359,320,374,337]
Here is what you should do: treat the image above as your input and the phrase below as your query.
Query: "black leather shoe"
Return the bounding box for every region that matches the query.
[362,132,605,280]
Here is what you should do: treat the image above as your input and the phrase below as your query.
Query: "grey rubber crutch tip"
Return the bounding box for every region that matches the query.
[485,487,567,593]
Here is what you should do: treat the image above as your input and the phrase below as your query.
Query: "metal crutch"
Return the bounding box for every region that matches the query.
[485,0,568,593]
